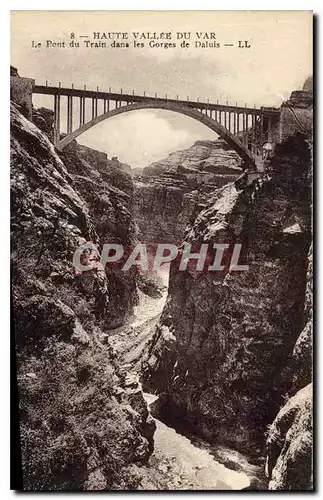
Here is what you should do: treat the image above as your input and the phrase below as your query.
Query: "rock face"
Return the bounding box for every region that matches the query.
[134,139,243,244]
[303,76,313,93]
[10,70,34,120]
[279,78,313,143]
[143,139,243,179]
[143,135,312,460]
[11,103,154,490]
[59,142,138,329]
[292,244,313,392]
[265,238,313,491]
[266,384,313,490]
[32,107,55,139]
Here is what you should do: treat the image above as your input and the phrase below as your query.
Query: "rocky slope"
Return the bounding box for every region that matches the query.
[143,139,243,179]
[11,103,155,490]
[133,139,243,244]
[266,383,312,490]
[60,143,138,329]
[142,134,312,485]
[292,244,313,392]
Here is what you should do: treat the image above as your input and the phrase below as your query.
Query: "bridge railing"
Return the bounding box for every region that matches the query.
[33,81,281,116]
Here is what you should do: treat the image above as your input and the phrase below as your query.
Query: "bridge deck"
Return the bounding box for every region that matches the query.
[33,84,281,116]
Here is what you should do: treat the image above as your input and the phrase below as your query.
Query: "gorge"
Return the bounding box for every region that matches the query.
[11,76,313,491]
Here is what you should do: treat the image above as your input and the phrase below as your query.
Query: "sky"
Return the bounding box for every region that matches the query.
[11,11,312,168]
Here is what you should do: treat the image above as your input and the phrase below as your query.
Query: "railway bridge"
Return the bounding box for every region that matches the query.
[10,68,282,171]
[32,82,280,170]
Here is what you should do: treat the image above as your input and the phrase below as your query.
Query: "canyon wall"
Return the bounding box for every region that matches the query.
[11,103,155,490]
[265,242,313,490]
[133,139,243,244]
[143,134,312,476]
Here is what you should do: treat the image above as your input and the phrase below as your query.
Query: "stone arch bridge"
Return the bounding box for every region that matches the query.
[30,82,280,170]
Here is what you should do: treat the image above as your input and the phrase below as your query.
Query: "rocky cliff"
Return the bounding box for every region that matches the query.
[11,103,155,490]
[60,143,138,329]
[265,242,313,490]
[133,139,243,244]
[266,383,313,490]
[143,134,312,485]
[143,139,243,179]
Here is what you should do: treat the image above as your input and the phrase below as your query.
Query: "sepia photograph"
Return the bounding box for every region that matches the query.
[10,10,313,491]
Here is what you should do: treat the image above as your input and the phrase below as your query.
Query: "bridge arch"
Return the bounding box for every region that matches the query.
[57,101,255,167]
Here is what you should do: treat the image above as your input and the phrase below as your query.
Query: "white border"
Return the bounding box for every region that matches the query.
[2,2,320,499]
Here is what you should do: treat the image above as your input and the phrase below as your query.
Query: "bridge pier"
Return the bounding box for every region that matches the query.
[79,97,85,127]
[53,94,60,145]
[91,98,97,119]
[260,112,264,147]
[251,113,256,153]
[242,111,247,148]
[67,95,73,134]
[267,115,272,142]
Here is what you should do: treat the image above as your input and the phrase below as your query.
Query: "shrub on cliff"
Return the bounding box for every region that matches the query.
[18,337,148,490]
[11,104,152,490]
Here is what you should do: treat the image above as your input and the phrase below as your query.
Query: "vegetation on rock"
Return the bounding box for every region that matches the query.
[11,104,153,490]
